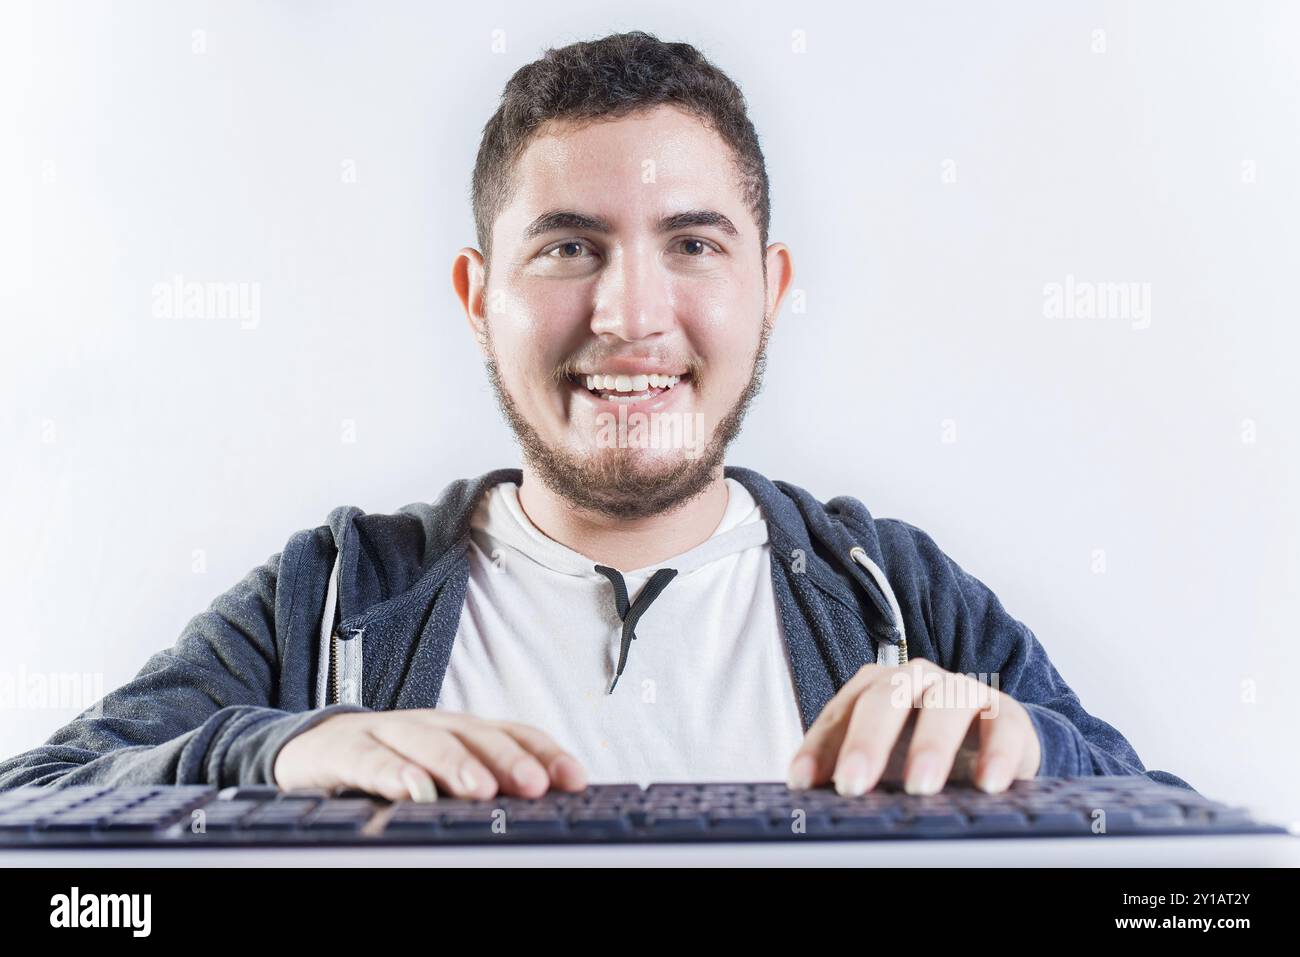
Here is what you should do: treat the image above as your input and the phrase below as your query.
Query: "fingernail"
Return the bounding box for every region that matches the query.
[511,757,547,792]
[403,768,437,803]
[458,763,479,794]
[834,751,871,797]
[787,754,815,790]
[554,755,588,791]
[549,755,574,787]
[905,753,943,795]
[977,756,1013,793]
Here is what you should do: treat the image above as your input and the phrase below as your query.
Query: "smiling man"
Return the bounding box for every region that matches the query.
[0,31,1191,802]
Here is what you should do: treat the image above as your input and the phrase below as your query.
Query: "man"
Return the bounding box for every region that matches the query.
[0,31,1190,802]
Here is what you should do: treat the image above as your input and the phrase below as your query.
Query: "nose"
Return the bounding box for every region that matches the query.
[589,244,675,342]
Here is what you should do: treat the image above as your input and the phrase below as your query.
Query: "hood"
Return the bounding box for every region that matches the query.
[321,465,906,655]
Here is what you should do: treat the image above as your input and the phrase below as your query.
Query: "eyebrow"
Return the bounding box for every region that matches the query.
[523,209,739,240]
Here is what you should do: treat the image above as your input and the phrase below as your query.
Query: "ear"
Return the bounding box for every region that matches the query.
[763,242,794,329]
[452,247,489,355]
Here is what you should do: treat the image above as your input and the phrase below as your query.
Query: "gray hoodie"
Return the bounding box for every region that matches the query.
[0,465,1194,792]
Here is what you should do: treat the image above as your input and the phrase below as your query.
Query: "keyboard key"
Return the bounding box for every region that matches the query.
[1087,809,1140,831]
[244,808,316,830]
[910,812,969,830]
[304,807,374,832]
[570,821,631,837]
[217,786,280,801]
[1027,811,1092,833]
[500,818,568,836]
[384,809,441,832]
[708,813,770,833]
[647,814,708,834]
[568,810,625,826]
[40,814,107,832]
[968,812,1030,832]
[833,812,896,828]
[441,818,499,834]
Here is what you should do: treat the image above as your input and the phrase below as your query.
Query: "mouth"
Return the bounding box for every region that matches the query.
[565,371,692,406]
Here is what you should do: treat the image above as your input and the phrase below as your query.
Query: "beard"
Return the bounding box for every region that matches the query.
[481,316,773,520]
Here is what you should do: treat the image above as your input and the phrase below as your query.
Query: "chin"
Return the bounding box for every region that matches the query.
[583,444,697,475]
[519,425,725,518]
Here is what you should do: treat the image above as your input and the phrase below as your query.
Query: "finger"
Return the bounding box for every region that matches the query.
[369,720,497,800]
[901,695,979,795]
[497,721,588,792]
[335,731,439,803]
[832,669,917,796]
[787,664,887,788]
[835,659,953,794]
[973,707,1032,793]
[450,723,552,798]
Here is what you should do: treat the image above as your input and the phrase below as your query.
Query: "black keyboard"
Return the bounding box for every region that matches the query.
[0,777,1283,847]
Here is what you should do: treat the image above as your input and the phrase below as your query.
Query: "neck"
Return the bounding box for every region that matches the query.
[515,462,730,571]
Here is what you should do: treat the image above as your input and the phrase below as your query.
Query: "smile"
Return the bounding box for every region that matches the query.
[568,371,689,404]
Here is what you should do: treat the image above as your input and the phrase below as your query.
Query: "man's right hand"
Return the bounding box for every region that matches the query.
[272,709,588,802]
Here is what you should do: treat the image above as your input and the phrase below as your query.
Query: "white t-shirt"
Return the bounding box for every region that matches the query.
[437,478,807,784]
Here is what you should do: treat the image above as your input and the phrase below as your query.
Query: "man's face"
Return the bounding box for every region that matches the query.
[465,104,790,519]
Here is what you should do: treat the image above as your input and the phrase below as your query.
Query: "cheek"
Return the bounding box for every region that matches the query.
[675,286,763,386]
[495,288,581,375]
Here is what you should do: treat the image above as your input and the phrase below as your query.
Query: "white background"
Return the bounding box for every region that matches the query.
[2,0,1296,826]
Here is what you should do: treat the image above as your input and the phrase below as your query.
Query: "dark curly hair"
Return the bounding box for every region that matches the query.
[471,30,770,267]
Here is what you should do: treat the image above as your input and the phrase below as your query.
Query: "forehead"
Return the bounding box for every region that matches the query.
[498,105,749,235]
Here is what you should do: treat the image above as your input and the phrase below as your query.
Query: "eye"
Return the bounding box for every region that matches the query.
[543,239,594,260]
[672,237,719,257]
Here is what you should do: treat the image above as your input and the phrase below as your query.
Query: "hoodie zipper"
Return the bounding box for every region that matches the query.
[328,628,340,705]
[328,626,364,706]
[848,546,909,666]
[320,548,364,707]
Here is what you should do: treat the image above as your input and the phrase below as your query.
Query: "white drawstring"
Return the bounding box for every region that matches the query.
[849,546,908,666]
[315,549,343,708]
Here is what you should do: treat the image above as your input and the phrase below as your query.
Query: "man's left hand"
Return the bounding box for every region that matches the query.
[786,657,1042,795]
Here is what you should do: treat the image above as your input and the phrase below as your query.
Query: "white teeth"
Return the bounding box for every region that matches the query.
[578,372,682,394]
